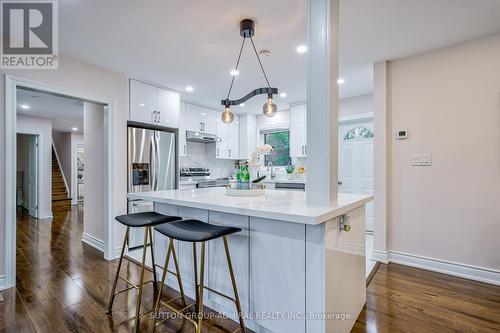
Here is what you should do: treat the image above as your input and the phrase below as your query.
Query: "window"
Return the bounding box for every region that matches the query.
[344,127,374,140]
[264,131,291,166]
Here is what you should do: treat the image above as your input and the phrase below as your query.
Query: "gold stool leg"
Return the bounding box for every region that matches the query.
[196,242,206,333]
[132,227,150,333]
[149,239,174,333]
[223,236,246,332]
[171,240,187,307]
[193,242,199,314]
[148,227,159,294]
[106,226,129,314]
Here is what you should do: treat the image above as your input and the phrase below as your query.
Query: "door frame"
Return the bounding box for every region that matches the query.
[16,132,41,218]
[4,75,116,289]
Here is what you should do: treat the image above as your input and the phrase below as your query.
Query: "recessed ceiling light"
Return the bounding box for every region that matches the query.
[20,104,30,109]
[71,127,78,131]
[296,45,307,54]
[230,69,239,76]
[185,86,194,92]
[239,103,245,107]
[139,103,145,107]
[279,92,287,98]
[201,112,206,116]
[337,78,345,85]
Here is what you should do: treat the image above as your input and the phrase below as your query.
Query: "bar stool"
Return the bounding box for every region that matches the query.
[150,219,246,333]
[106,211,182,333]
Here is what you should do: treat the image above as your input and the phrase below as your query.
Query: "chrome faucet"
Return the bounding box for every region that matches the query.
[267,161,274,179]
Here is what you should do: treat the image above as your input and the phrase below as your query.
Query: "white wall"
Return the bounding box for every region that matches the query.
[0,55,129,276]
[71,133,83,204]
[339,94,373,118]
[16,115,53,219]
[83,102,105,243]
[52,130,72,195]
[384,33,500,274]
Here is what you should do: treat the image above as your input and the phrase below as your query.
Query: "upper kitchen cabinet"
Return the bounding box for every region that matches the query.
[216,113,239,159]
[239,114,256,160]
[185,103,217,135]
[129,79,180,128]
[179,101,187,157]
[290,103,307,157]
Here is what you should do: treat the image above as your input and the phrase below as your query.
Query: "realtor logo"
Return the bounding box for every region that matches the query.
[1,0,58,69]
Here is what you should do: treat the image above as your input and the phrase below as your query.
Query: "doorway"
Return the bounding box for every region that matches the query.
[4,75,116,289]
[16,134,39,218]
[338,116,376,275]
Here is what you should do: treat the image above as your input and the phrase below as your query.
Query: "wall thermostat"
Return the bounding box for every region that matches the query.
[397,130,408,140]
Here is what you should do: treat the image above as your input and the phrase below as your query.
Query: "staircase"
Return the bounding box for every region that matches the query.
[52,149,72,210]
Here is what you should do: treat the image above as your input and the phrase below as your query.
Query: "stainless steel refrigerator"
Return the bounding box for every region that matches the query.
[127,126,176,249]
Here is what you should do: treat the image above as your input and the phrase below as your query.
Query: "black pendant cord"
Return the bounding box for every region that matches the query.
[226,37,246,100]
[250,36,271,88]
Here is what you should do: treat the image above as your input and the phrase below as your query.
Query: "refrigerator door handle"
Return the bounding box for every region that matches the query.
[150,134,156,191]
[155,132,160,190]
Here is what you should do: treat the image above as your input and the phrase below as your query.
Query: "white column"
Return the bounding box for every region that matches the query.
[306,0,339,206]
[373,61,389,262]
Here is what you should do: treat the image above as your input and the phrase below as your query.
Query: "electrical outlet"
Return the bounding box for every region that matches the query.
[412,154,432,166]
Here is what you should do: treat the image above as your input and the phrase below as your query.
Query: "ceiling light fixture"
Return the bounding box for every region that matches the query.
[337,78,345,85]
[71,127,78,131]
[230,69,239,76]
[20,104,30,109]
[239,103,245,107]
[279,92,287,98]
[296,45,307,54]
[221,19,279,124]
[185,86,194,92]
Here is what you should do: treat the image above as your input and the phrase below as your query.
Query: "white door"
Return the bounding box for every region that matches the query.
[227,115,239,159]
[28,135,38,218]
[290,103,306,157]
[338,122,374,231]
[216,114,228,159]
[179,102,187,157]
[130,80,157,124]
[156,87,180,128]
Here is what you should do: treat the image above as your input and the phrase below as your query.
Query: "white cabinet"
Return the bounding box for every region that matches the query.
[156,87,180,128]
[290,103,307,157]
[130,80,156,124]
[179,102,187,157]
[216,114,229,159]
[228,117,239,159]
[179,183,196,190]
[215,114,239,159]
[129,79,180,128]
[185,103,217,135]
[239,114,256,160]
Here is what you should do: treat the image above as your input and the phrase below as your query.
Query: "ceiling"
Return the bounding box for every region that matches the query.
[17,88,84,133]
[59,0,500,114]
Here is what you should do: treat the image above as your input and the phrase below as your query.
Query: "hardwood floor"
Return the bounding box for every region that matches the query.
[2,206,500,332]
[353,263,500,333]
[1,206,244,333]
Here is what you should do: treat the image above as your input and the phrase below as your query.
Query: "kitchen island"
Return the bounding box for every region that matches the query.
[128,188,372,333]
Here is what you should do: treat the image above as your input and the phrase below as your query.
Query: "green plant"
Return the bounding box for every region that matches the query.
[285,164,295,174]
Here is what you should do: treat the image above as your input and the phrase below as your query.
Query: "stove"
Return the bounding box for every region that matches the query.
[180,167,230,188]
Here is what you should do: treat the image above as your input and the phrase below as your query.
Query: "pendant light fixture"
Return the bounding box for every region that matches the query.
[221,19,279,124]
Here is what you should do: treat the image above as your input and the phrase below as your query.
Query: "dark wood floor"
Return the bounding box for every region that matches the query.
[1,206,500,332]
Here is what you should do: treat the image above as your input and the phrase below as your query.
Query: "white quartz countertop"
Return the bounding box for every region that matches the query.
[127,188,372,224]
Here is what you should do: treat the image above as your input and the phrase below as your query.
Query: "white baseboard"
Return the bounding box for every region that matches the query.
[0,275,5,291]
[38,210,53,220]
[372,249,389,264]
[375,250,500,286]
[114,246,124,259]
[82,233,104,253]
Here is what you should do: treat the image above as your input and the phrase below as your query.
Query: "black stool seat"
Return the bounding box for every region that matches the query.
[155,219,241,242]
[115,212,181,227]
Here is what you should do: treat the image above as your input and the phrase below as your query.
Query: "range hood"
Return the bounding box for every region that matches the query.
[186,131,221,144]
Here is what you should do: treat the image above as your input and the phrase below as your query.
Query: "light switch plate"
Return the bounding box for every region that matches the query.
[413,154,432,166]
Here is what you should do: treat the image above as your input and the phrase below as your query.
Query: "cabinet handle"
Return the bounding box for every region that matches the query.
[200,122,203,131]
[304,145,307,155]
[217,148,219,157]
[301,145,304,155]
[183,145,186,155]
[202,122,205,131]
[152,111,156,123]
[229,149,231,157]
[157,111,160,124]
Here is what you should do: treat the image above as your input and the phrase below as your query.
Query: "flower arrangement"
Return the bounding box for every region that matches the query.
[248,144,273,167]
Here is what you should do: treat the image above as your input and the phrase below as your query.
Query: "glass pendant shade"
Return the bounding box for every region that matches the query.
[262,97,277,117]
[221,107,234,124]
